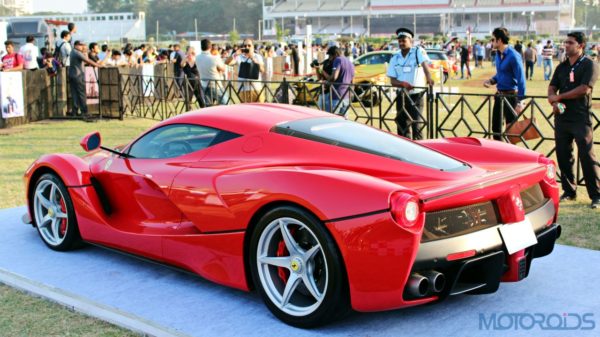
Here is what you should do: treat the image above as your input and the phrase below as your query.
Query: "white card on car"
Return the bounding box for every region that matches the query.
[498,218,538,255]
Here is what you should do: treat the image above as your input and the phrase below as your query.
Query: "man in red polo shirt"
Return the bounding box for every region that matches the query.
[1,41,24,71]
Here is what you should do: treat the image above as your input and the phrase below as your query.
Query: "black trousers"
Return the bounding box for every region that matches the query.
[525,61,535,79]
[555,121,600,199]
[395,91,425,140]
[460,60,471,78]
[492,94,518,140]
[69,75,87,114]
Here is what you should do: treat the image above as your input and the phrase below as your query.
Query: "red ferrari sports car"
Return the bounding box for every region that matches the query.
[24,103,561,328]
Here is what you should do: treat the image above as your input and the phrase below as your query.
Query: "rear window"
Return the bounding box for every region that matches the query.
[427,52,447,61]
[12,22,39,34]
[273,118,468,171]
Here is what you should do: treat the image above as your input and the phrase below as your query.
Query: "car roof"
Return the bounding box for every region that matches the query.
[156,103,335,135]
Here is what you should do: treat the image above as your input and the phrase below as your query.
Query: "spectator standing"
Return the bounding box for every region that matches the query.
[68,40,102,118]
[197,39,227,106]
[134,44,146,64]
[475,41,485,68]
[225,38,265,103]
[18,35,39,70]
[67,23,77,47]
[1,41,24,71]
[318,46,355,116]
[98,44,109,61]
[88,43,104,64]
[171,44,185,88]
[514,40,524,59]
[40,52,60,77]
[56,31,72,67]
[387,28,434,139]
[483,27,526,141]
[104,50,127,67]
[290,44,299,76]
[542,40,554,80]
[37,47,47,68]
[547,32,600,209]
[524,42,537,80]
[264,45,274,82]
[181,47,205,107]
[536,40,544,67]
[459,42,471,79]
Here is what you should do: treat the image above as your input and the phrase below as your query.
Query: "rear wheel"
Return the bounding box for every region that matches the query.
[32,173,82,251]
[249,206,349,328]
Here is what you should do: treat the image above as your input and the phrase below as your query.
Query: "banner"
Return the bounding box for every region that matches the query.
[0,72,24,119]
[85,67,99,105]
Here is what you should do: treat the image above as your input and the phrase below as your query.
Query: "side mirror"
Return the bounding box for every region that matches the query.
[80,132,101,152]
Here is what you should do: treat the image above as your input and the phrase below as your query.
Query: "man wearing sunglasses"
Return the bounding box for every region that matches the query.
[387,27,434,140]
[226,39,265,102]
[483,27,526,141]
[547,32,600,209]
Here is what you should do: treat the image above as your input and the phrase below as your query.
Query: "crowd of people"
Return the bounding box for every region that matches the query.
[0,21,598,207]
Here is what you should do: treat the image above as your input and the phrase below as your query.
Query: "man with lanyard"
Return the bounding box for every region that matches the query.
[387,27,434,140]
[547,32,600,209]
[483,27,526,141]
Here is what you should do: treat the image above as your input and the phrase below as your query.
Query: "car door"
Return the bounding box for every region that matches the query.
[88,123,228,258]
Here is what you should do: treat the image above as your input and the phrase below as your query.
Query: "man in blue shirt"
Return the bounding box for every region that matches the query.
[387,27,434,139]
[483,27,526,140]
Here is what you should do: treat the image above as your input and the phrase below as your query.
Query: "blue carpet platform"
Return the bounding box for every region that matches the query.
[0,206,598,337]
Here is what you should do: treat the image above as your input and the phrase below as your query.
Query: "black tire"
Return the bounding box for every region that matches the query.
[32,173,82,251]
[249,205,349,328]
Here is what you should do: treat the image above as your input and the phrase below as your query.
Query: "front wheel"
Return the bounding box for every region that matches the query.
[249,206,349,328]
[32,173,82,251]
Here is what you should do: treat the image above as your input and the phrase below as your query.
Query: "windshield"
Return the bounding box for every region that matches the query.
[273,117,468,172]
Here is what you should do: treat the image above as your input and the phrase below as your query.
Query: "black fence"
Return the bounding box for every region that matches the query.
[3,65,596,187]
[114,71,599,187]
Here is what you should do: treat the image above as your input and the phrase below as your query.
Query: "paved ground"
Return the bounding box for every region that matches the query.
[0,206,598,337]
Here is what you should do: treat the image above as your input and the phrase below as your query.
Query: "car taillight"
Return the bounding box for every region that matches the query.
[390,192,421,229]
[538,156,556,182]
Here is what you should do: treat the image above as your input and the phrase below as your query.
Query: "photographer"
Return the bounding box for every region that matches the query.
[226,39,265,102]
[313,46,354,116]
[310,56,333,111]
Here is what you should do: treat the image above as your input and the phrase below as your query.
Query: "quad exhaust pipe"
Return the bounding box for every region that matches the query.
[407,273,429,297]
[407,270,446,297]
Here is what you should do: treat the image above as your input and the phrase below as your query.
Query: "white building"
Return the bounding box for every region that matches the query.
[1,11,146,43]
[1,0,32,15]
[262,0,576,37]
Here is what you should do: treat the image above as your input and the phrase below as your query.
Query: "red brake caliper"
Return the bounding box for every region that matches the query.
[59,199,67,236]
[276,227,297,284]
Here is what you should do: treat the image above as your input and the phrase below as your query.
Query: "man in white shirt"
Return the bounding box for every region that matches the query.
[197,39,227,106]
[104,50,127,67]
[225,39,265,102]
[19,35,39,70]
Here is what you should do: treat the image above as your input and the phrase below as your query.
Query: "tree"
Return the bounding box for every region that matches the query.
[229,30,240,45]
[87,0,148,13]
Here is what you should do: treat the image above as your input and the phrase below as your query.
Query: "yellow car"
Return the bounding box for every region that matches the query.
[353,49,449,85]
[293,49,450,107]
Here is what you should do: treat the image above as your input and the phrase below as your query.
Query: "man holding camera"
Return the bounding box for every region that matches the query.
[387,27,434,139]
[226,39,265,103]
[314,46,354,116]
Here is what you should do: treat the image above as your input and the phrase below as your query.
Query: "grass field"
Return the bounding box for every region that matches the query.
[0,60,598,335]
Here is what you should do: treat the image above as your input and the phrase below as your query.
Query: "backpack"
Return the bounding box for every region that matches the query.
[53,42,65,67]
